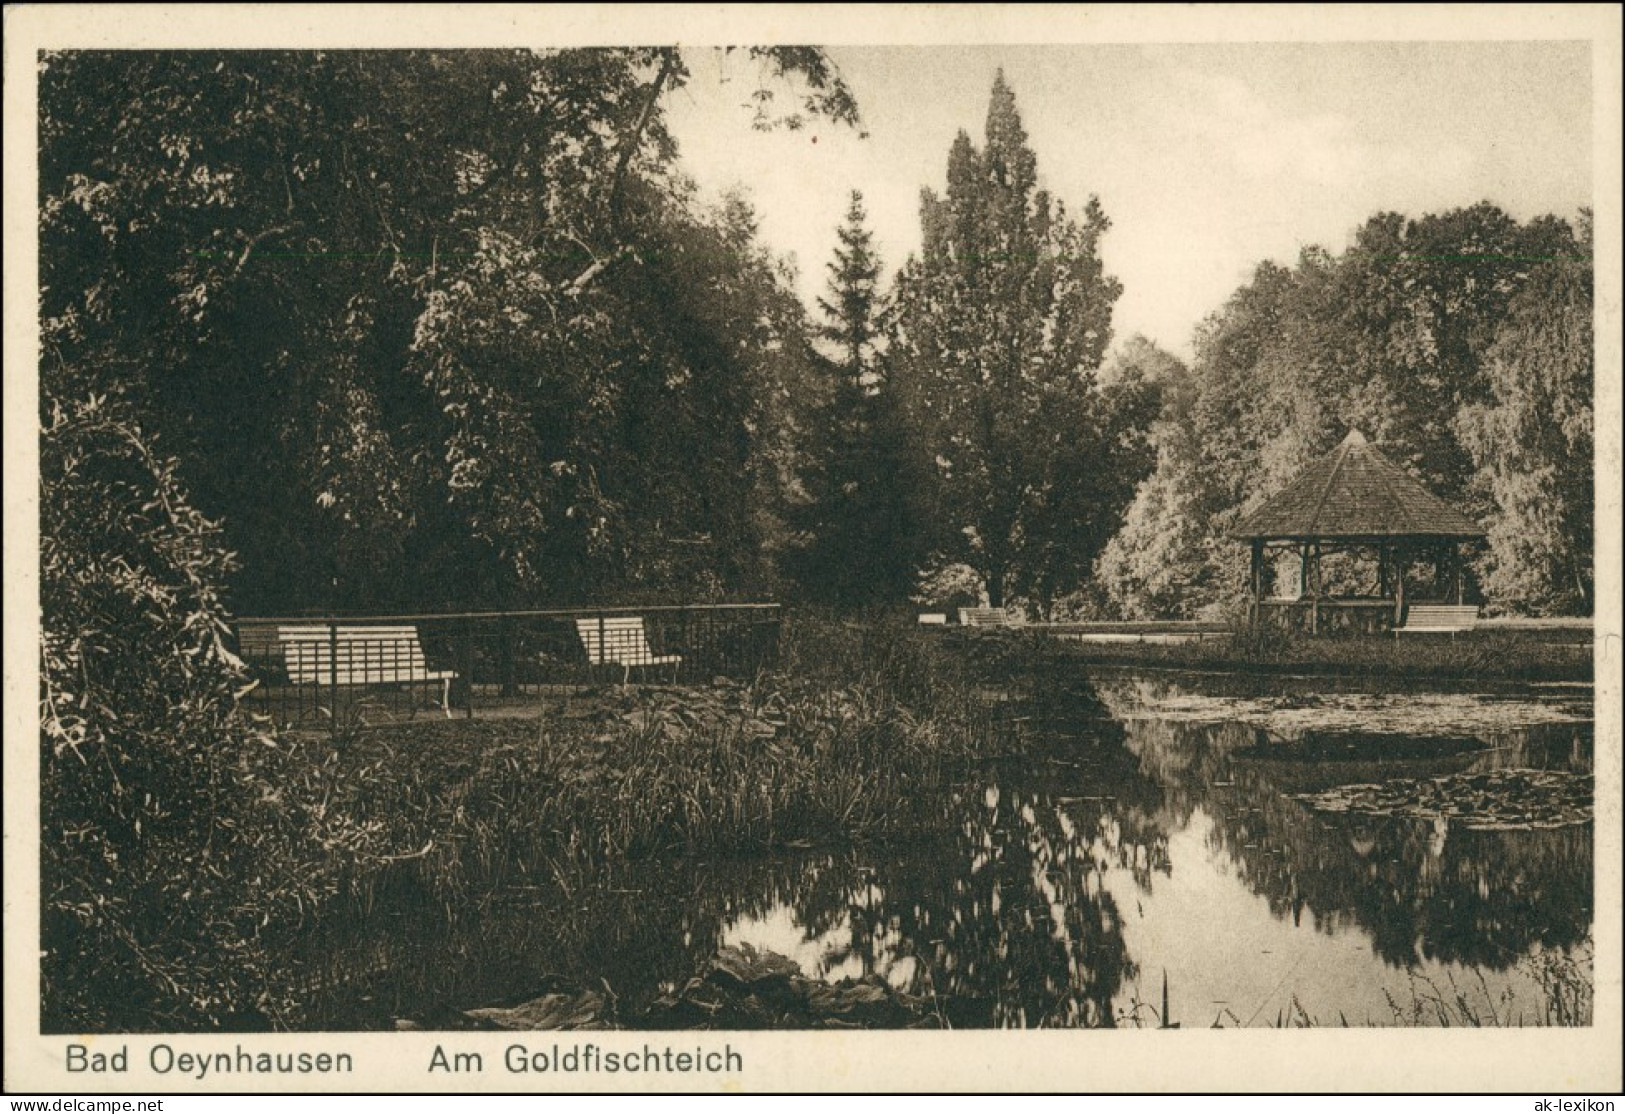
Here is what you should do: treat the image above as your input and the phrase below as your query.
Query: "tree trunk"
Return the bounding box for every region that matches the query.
[986,567,1005,609]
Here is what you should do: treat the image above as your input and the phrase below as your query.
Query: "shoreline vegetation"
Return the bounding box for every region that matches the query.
[945,623,1595,684]
[306,620,996,871]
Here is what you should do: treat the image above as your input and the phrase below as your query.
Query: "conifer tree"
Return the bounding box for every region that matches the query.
[820,190,885,394]
[788,192,921,606]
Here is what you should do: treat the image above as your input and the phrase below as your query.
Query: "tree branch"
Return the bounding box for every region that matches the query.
[234,223,301,275]
[565,245,634,297]
[607,49,679,229]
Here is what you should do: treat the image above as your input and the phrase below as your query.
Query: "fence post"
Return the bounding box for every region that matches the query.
[597,611,607,686]
[327,620,339,739]
[679,606,690,682]
[458,618,475,718]
[499,614,516,698]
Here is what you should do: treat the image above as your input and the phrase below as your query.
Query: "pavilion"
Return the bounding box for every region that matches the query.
[1230,430,1487,634]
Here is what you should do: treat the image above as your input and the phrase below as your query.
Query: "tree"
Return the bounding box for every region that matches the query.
[1456,213,1593,614]
[1096,206,1590,619]
[40,390,306,1028]
[1099,334,1186,389]
[40,49,858,612]
[889,73,1126,609]
[821,192,886,376]
[1326,203,1578,508]
[787,192,922,606]
[36,47,863,1029]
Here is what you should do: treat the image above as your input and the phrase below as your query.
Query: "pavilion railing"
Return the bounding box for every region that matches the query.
[1253,596,1470,636]
[231,604,781,732]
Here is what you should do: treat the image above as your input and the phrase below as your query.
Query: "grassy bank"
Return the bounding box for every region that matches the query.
[302,672,986,894]
[254,615,996,922]
[1199,941,1594,1028]
[952,625,1594,683]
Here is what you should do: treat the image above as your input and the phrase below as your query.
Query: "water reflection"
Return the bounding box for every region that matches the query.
[733,755,1167,1027]
[300,669,1592,1029]
[1091,673,1593,971]
[686,682,1172,1027]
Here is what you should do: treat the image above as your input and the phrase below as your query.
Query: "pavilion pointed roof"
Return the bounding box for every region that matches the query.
[1231,430,1485,541]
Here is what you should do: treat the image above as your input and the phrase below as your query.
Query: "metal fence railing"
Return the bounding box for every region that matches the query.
[232,604,782,731]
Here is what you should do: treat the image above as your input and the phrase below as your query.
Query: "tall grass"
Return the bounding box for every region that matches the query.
[1371,951,1594,1027]
[1192,944,1595,1028]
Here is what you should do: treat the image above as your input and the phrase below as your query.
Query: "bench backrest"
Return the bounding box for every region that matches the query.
[958,607,1017,627]
[575,617,665,665]
[1401,605,1479,629]
[237,622,280,663]
[278,625,434,683]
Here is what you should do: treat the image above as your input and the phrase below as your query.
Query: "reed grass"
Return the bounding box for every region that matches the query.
[1190,943,1595,1028]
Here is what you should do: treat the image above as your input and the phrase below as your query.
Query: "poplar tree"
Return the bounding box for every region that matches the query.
[890,72,1129,609]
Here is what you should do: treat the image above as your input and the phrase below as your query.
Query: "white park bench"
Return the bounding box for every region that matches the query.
[1394,604,1480,638]
[957,607,1022,628]
[575,616,682,684]
[278,624,456,716]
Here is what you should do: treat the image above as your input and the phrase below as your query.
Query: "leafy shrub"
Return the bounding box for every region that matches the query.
[40,392,293,1029]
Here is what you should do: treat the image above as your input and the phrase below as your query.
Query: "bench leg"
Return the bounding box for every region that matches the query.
[441,677,452,718]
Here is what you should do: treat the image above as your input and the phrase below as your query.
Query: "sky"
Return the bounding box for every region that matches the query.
[664,42,1592,359]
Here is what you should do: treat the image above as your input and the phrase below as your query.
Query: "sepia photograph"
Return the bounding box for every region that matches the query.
[4,3,1620,1095]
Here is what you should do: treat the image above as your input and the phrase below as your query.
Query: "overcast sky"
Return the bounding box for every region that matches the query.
[665,42,1591,360]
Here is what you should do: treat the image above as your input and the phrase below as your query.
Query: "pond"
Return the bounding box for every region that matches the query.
[302,668,1594,1029]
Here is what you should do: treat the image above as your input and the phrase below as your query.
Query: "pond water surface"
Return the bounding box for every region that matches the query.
[307,668,1593,1029]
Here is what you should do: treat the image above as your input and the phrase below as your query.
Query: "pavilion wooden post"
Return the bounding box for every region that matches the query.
[1308,542,1321,636]
[1249,539,1263,627]
[1393,544,1406,629]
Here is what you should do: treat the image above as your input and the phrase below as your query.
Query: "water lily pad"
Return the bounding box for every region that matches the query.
[1098,686,1589,737]
[1295,769,1592,829]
